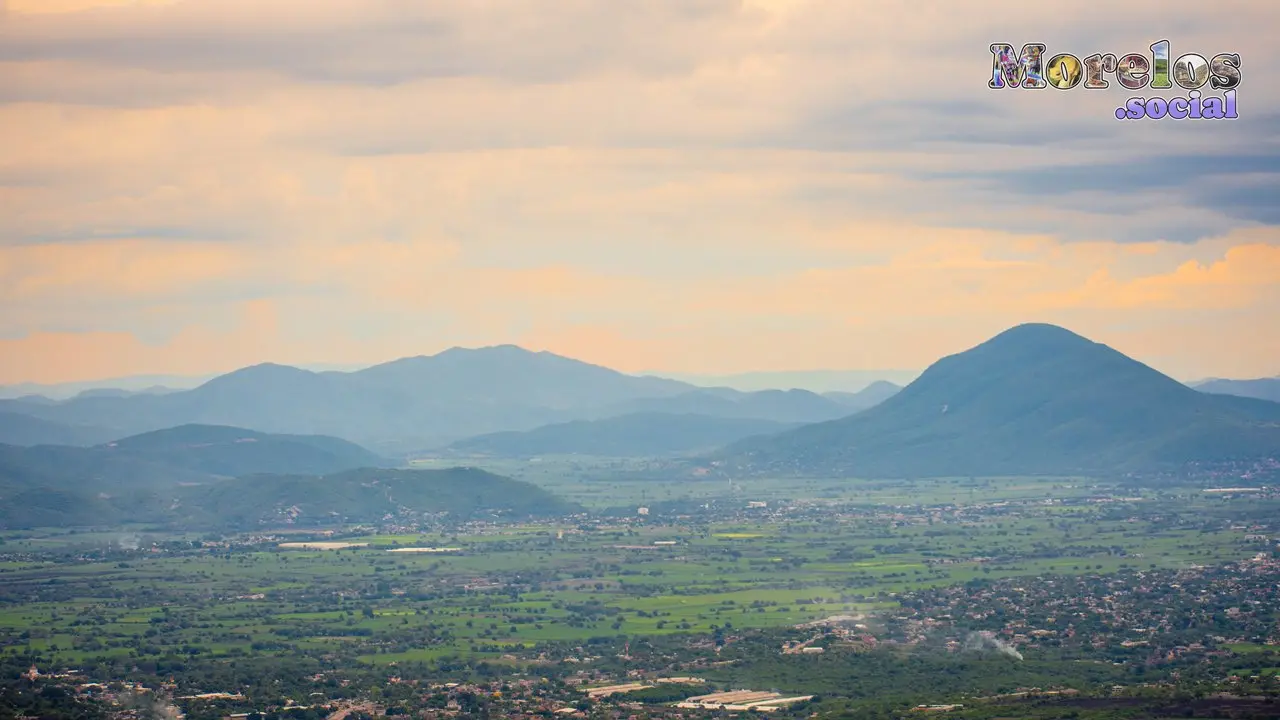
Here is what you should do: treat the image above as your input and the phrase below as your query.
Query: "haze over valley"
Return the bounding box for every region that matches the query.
[3,322,1279,534]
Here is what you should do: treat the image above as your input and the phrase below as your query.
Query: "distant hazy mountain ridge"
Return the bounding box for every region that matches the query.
[3,327,1270,495]
[823,381,902,411]
[0,347,901,453]
[1193,377,1280,403]
[446,412,801,458]
[646,369,919,393]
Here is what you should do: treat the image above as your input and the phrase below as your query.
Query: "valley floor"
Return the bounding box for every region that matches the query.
[2,476,1278,719]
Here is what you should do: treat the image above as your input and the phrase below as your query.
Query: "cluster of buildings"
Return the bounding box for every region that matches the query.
[882,556,1280,657]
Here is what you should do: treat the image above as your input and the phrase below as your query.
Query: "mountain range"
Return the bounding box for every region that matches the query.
[717,324,1280,478]
[1,323,1277,493]
[1193,377,1280,403]
[0,347,898,454]
[0,375,208,401]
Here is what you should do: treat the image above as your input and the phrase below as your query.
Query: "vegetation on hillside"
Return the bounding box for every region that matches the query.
[102,424,388,477]
[180,467,580,527]
[0,465,575,530]
[721,324,1280,477]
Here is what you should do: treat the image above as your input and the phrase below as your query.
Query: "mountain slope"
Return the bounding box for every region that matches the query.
[0,425,386,529]
[0,411,121,447]
[447,412,799,457]
[0,440,208,529]
[0,466,577,530]
[0,425,386,503]
[1195,377,1280,403]
[179,467,579,528]
[719,324,1280,478]
[101,424,387,477]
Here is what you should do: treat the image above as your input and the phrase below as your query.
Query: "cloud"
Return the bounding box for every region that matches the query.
[1032,239,1280,311]
[0,0,1277,383]
[0,299,280,383]
[925,152,1280,241]
[0,60,274,107]
[0,0,756,85]
[6,0,179,13]
[1,223,1275,382]
[1,238,243,299]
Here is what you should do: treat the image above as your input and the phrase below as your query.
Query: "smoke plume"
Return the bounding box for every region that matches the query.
[963,630,1023,660]
[121,692,183,720]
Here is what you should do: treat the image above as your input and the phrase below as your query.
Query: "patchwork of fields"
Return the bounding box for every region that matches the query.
[0,478,1263,671]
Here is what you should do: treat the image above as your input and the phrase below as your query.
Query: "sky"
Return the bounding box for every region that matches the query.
[1,0,1278,385]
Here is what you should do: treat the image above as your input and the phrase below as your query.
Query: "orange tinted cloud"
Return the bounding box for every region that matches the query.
[1033,243,1280,312]
[6,0,177,13]
[1,239,245,300]
[0,0,1277,384]
[0,299,279,383]
[3,228,1276,383]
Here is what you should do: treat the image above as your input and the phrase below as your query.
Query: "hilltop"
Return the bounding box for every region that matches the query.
[719,323,1280,478]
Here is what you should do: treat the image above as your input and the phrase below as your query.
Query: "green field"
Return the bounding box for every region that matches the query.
[408,457,1128,509]
[0,476,1264,672]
